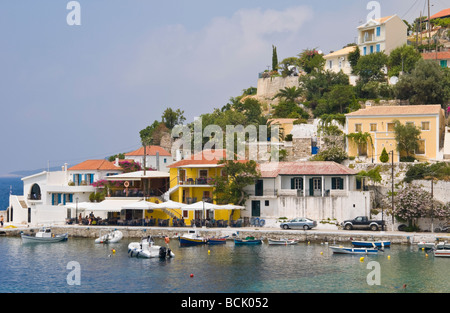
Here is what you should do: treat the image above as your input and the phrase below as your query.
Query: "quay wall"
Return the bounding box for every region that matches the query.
[2,225,449,245]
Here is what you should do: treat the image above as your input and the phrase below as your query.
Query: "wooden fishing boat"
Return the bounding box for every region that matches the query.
[351,240,390,248]
[178,229,206,246]
[207,236,228,245]
[268,238,298,245]
[234,236,262,245]
[329,246,379,255]
[21,228,68,244]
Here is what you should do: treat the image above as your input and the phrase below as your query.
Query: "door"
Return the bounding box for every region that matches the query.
[255,180,263,196]
[309,178,322,196]
[251,200,260,217]
[28,207,31,223]
[179,169,186,184]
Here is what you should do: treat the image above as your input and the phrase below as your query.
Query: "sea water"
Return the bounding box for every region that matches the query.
[0,236,448,293]
[0,177,22,211]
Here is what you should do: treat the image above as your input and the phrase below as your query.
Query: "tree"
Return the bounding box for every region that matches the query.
[272,45,278,72]
[346,132,374,159]
[379,147,389,163]
[272,100,309,119]
[393,120,421,159]
[348,46,360,74]
[162,108,186,130]
[310,146,348,164]
[273,86,303,103]
[394,59,448,105]
[326,85,357,114]
[387,44,421,77]
[298,48,325,74]
[353,52,388,83]
[279,57,299,77]
[394,184,432,228]
[213,160,260,206]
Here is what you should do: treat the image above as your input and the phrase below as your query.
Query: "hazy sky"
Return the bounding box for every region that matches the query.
[0,0,448,175]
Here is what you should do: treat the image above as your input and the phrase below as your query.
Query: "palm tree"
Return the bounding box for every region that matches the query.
[346,132,374,162]
[273,86,303,103]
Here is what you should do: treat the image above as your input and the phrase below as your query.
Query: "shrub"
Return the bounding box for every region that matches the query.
[379,147,389,163]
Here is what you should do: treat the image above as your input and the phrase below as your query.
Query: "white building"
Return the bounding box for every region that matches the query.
[242,161,371,227]
[357,15,407,56]
[8,160,123,226]
[323,46,356,76]
[124,145,173,172]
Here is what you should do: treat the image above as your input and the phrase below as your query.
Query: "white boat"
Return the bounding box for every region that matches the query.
[21,228,68,244]
[329,246,379,255]
[94,230,123,244]
[418,241,436,250]
[268,238,298,245]
[128,236,175,259]
[433,242,450,257]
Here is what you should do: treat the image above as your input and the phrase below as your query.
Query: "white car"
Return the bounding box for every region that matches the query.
[280,217,317,230]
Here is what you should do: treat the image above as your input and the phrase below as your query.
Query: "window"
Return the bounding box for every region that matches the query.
[406,121,414,126]
[370,45,374,54]
[376,27,381,37]
[291,177,303,190]
[387,123,395,132]
[421,122,430,131]
[416,140,425,155]
[199,169,208,178]
[331,177,344,190]
[376,44,380,52]
[164,158,167,163]
[370,123,377,132]
[265,200,269,206]
[329,60,333,69]
[355,124,362,132]
[363,47,367,56]
[358,142,368,156]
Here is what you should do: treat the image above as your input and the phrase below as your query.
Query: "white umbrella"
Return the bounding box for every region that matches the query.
[218,204,245,210]
[183,201,222,211]
[65,202,97,210]
[153,200,186,209]
[121,200,158,210]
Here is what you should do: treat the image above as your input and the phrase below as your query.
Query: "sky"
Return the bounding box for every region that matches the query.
[0,0,448,176]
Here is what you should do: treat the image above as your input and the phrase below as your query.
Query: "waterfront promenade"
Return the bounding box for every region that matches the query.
[2,223,449,246]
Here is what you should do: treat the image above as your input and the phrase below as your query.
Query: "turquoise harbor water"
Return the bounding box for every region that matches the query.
[0,236,449,293]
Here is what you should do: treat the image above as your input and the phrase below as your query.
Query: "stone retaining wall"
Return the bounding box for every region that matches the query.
[3,225,449,245]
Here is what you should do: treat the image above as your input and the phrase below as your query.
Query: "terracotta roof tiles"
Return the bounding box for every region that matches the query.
[125,145,171,157]
[68,160,123,171]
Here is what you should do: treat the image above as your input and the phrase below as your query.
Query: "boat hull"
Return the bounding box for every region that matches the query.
[21,233,68,244]
[94,230,123,244]
[268,239,298,245]
[330,246,379,255]
[434,249,450,257]
[352,241,390,248]
[179,237,206,246]
[234,239,262,245]
[207,238,227,245]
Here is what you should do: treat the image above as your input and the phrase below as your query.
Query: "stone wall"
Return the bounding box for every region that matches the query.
[256,76,300,104]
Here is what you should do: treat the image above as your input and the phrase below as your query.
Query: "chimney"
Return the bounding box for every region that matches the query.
[115,157,119,167]
[156,152,160,171]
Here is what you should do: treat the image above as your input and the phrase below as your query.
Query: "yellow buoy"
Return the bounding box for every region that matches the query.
[208,250,211,255]
[320,251,323,255]
[360,257,365,262]
[387,255,391,260]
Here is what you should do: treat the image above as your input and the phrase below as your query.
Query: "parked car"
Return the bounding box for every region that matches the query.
[341,216,385,231]
[280,218,317,230]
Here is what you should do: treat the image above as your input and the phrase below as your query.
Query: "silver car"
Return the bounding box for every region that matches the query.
[280,217,317,230]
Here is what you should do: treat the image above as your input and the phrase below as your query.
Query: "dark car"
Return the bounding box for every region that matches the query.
[280,217,317,230]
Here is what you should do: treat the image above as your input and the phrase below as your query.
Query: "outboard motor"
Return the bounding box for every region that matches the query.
[159,246,167,258]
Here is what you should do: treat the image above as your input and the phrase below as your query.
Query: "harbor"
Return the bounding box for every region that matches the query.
[1,227,450,294]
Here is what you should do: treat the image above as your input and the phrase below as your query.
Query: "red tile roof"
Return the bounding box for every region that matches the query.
[168,149,248,168]
[125,145,171,157]
[421,51,450,61]
[429,8,450,20]
[258,161,357,177]
[68,160,123,171]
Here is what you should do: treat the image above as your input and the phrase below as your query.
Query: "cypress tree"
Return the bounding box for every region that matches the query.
[272,45,278,72]
[380,147,389,163]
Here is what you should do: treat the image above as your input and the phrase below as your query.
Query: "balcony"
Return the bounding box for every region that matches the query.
[178,177,214,186]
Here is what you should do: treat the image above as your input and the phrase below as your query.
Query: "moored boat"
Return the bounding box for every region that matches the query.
[268,238,298,245]
[128,236,174,259]
[179,229,206,246]
[207,236,228,245]
[330,246,379,255]
[234,236,262,245]
[94,230,123,244]
[21,227,68,244]
[351,240,390,248]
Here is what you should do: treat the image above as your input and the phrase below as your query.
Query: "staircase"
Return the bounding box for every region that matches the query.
[162,184,180,201]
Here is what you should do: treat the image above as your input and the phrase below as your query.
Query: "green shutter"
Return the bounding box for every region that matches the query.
[331,178,336,190]
[309,179,314,196]
[291,178,295,189]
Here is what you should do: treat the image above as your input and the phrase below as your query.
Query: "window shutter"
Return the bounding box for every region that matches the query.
[309,179,314,196]
[291,178,295,189]
[52,194,55,205]
[339,178,344,190]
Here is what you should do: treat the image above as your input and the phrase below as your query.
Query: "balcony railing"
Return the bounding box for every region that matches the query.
[179,177,214,185]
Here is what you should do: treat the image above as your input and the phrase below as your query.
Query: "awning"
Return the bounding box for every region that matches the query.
[218,204,245,210]
[93,199,143,212]
[153,200,186,209]
[106,170,170,181]
[65,202,98,211]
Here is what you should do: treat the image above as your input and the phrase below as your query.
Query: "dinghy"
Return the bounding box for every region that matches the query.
[268,238,298,245]
[94,230,123,244]
[128,236,174,259]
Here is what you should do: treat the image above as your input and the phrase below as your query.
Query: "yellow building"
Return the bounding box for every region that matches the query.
[345,105,445,162]
[165,149,241,226]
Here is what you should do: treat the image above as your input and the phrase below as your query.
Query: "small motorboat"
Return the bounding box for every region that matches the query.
[268,238,298,245]
[207,236,228,245]
[234,236,262,245]
[179,229,206,246]
[433,242,450,257]
[330,246,379,255]
[94,230,123,244]
[351,240,390,248]
[128,236,174,259]
[21,227,68,244]
[418,241,436,250]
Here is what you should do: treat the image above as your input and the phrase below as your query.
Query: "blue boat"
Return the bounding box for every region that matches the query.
[330,246,379,255]
[234,237,262,245]
[178,230,206,247]
[351,240,390,248]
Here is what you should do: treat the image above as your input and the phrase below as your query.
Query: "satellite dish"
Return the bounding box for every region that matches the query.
[389,76,399,85]
[317,50,323,55]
